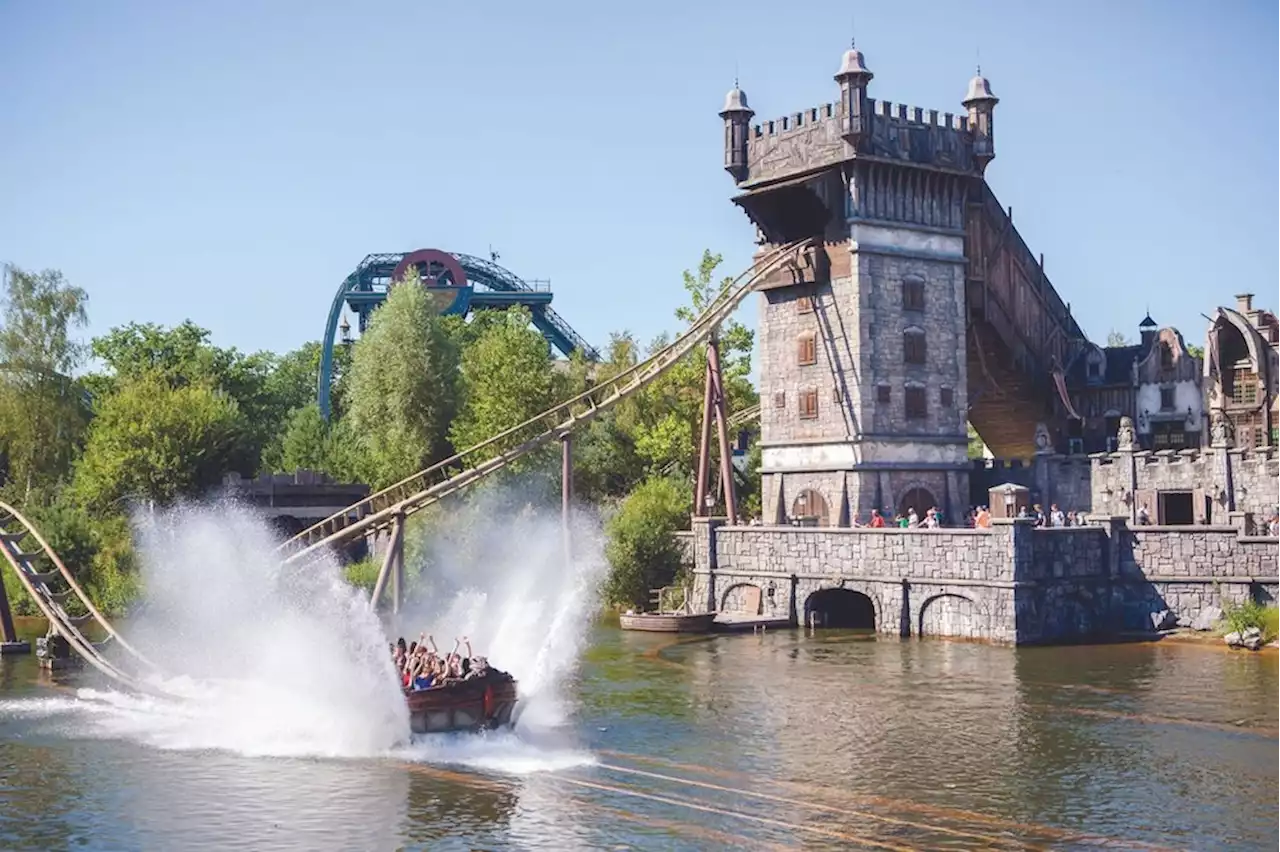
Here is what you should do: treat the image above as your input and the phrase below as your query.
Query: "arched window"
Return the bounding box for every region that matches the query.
[903,327,927,365]
[791,489,830,526]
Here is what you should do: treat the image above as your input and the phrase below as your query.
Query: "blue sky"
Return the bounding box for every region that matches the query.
[1,1,1275,373]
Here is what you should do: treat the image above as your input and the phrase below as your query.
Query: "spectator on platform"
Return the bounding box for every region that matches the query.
[1049,504,1066,527]
[1137,504,1151,526]
[869,509,886,528]
[975,507,992,528]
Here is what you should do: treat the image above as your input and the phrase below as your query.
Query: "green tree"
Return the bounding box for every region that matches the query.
[85,320,280,473]
[1185,343,1205,360]
[1105,329,1129,347]
[738,441,763,519]
[345,270,460,487]
[967,423,987,459]
[450,306,560,467]
[603,476,689,608]
[0,265,91,500]
[71,374,243,511]
[275,402,332,472]
[626,251,757,480]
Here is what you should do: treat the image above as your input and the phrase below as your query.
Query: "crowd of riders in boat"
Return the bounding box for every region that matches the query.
[392,634,490,691]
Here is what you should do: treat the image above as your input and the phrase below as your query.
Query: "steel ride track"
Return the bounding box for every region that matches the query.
[276,239,809,570]
[0,501,162,693]
[0,239,810,685]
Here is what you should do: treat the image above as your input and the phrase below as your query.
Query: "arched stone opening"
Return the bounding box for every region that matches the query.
[721,583,763,615]
[791,489,830,527]
[898,487,937,519]
[805,588,876,630]
[918,593,979,638]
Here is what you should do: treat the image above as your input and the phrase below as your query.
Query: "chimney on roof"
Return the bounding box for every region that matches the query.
[1235,293,1254,312]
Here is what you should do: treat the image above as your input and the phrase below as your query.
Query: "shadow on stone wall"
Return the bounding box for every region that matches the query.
[1015,525,1173,643]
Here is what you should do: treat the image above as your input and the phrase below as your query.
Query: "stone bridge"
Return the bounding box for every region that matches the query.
[688,517,1278,644]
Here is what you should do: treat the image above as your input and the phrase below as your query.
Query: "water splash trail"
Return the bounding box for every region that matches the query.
[4,493,605,774]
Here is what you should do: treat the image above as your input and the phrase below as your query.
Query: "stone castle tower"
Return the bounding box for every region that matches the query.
[722,44,1006,525]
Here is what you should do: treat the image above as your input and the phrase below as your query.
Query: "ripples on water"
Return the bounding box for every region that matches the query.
[2,627,1275,851]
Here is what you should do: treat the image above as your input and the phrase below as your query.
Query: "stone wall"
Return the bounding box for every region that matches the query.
[690,516,1279,645]
[969,457,1092,514]
[968,445,1277,527]
[1089,446,1277,526]
[691,519,1018,642]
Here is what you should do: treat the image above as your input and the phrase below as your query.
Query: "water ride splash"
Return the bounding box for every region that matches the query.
[4,496,604,772]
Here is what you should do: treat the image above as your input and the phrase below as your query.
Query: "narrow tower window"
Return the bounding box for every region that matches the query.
[799,389,819,419]
[797,333,817,366]
[905,386,927,419]
[902,277,925,311]
[903,329,927,365]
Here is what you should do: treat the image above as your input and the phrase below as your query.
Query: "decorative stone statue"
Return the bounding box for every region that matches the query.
[1210,409,1234,448]
[1116,415,1137,452]
[1033,422,1052,454]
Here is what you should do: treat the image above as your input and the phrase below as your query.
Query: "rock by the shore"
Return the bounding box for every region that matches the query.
[1225,627,1266,651]
[1191,607,1222,632]
[1150,610,1177,631]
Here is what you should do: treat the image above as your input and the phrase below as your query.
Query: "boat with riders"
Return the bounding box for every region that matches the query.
[393,634,518,734]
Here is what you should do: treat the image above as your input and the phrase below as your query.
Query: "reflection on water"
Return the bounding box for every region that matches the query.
[1,620,1276,851]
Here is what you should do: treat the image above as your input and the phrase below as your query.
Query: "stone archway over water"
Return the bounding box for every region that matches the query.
[805,588,876,630]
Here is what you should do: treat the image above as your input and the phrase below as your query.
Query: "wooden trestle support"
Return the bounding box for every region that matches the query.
[694,336,740,524]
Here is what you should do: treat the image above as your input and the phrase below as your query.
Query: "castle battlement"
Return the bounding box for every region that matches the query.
[749,98,972,140]
[1088,446,1278,470]
[869,98,968,131]
[752,103,837,137]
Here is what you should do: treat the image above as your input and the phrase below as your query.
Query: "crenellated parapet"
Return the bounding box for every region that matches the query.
[724,42,993,200]
[743,97,977,191]
[1088,445,1278,472]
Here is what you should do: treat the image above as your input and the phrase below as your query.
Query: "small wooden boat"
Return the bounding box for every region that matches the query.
[404,670,518,734]
[619,611,716,633]
[619,585,715,633]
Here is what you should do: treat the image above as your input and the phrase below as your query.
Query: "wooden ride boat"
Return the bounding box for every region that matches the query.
[618,611,717,633]
[619,585,716,633]
[404,670,519,734]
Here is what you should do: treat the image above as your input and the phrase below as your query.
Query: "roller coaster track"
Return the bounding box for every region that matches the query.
[728,403,760,429]
[279,239,810,568]
[0,241,807,685]
[0,501,161,692]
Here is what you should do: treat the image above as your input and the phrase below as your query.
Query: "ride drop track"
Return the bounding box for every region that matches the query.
[0,240,810,684]
[0,501,161,693]
[276,238,811,572]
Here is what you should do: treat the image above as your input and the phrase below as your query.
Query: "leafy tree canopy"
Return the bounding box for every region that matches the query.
[450,305,561,467]
[603,476,690,608]
[0,265,91,499]
[71,374,242,512]
[344,270,460,487]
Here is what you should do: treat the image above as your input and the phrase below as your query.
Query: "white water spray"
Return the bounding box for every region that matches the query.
[11,490,605,772]
[392,485,609,736]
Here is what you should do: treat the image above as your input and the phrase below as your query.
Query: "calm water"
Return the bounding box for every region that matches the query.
[1,621,1275,851]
